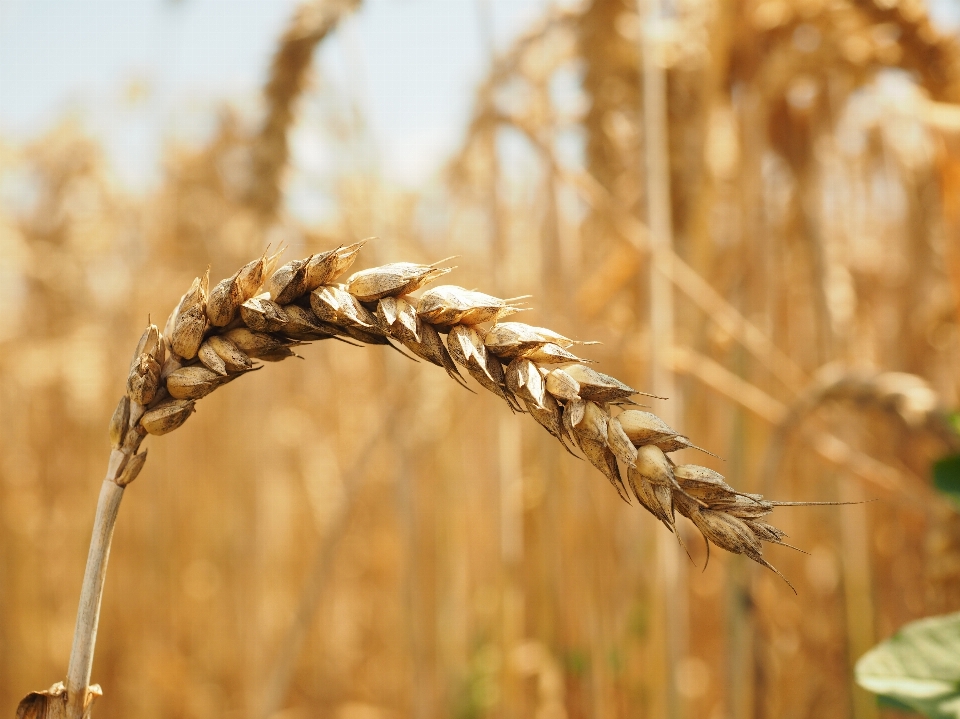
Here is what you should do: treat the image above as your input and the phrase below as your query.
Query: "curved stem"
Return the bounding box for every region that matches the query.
[64,467,126,718]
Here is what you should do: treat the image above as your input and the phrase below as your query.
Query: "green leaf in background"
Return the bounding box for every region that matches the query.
[932,455,960,511]
[946,412,960,438]
[856,612,960,719]
[876,693,925,714]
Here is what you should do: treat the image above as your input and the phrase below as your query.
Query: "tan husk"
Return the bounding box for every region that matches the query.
[346,261,452,302]
[116,450,148,487]
[131,324,164,367]
[208,335,254,371]
[581,438,630,502]
[561,364,637,403]
[223,328,294,358]
[376,296,422,343]
[281,304,339,340]
[484,322,580,359]
[310,285,378,329]
[207,274,244,328]
[574,400,610,445]
[398,320,467,387]
[207,249,276,328]
[166,366,230,400]
[170,273,210,360]
[416,285,524,326]
[607,416,639,467]
[628,468,676,529]
[506,357,548,409]
[302,241,365,288]
[126,354,162,405]
[521,395,578,456]
[655,434,719,457]
[108,396,130,450]
[633,444,677,486]
[674,464,738,501]
[615,410,679,445]
[545,368,580,400]
[140,399,196,436]
[198,340,229,376]
[240,297,290,333]
[518,342,587,364]
[264,257,312,305]
[446,325,518,409]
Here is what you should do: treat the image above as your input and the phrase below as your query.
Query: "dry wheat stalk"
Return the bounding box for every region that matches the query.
[21,240,816,717]
[245,0,361,217]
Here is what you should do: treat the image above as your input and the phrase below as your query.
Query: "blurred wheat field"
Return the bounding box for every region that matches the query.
[4,0,960,718]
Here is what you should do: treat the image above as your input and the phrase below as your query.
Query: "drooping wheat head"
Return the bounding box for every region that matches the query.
[109,240,820,591]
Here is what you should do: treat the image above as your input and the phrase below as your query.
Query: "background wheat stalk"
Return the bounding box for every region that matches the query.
[244,0,361,220]
[19,241,825,717]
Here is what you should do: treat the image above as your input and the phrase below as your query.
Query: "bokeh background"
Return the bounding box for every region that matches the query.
[4,0,960,717]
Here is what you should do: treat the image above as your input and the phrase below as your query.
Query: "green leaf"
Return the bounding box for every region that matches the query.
[856,612,960,719]
[876,693,925,714]
[946,411,960,437]
[932,456,960,511]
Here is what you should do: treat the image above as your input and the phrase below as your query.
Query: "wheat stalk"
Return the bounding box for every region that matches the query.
[245,0,361,218]
[20,241,815,717]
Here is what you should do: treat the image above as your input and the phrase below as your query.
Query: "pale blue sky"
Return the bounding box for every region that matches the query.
[0,0,569,197]
[7,0,960,213]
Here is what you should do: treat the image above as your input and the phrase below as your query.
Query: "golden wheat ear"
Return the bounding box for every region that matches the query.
[35,241,822,717]
[136,244,810,572]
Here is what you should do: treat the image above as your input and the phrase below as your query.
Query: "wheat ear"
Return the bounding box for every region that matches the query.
[245,0,361,217]
[21,241,814,716]
[763,368,959,486]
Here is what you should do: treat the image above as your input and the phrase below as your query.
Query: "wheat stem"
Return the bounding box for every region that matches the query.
[641,3,685,716]
[64,475,125,719]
